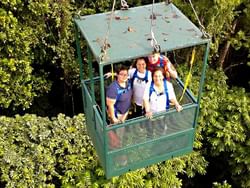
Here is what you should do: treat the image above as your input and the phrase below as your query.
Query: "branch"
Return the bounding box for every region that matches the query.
[224,62,244,72]
[218,19,238,69]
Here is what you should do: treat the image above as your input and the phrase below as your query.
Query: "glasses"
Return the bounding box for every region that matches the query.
[118,73,128,77]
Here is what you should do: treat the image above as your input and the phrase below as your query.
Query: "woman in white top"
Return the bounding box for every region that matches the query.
[128,57,152,118]
[143,67,182,137]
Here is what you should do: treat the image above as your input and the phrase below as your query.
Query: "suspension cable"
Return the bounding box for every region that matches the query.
[100,0,116,61]
[150,0,160,53]
[188,0,210,38]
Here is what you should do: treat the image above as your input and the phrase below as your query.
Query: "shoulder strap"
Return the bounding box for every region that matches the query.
[131,69,138,89]
[159,55,164,67]
[145,70,149,83]
[163,79,170,110]
[149,80,169,110]
[131,69,149,88]
[149,81,155,101]
[114,81,131,117]
[114,82,124,118]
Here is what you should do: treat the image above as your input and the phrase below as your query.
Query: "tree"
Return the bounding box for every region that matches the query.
[0,114,209,187]
[0,2,50,110]
[197,67,250,187]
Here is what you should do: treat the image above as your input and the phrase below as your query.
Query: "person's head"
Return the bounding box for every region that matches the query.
[135,57,147,73]
[152,67,165,85]
[148,52,160,64]
[116,65,129,83]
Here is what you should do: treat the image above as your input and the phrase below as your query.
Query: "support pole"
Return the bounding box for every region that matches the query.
[193,41,210,128]
[99,64,107,126]
[87,46,95,102]
[99,63,108,175]
[74,22,84,81]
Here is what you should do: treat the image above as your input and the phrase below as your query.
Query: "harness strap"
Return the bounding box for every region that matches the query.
[163,79,170,109]
[159,55,164,67]
[131,69,149,88]
[149,79,169,110]
[114,81,131,117]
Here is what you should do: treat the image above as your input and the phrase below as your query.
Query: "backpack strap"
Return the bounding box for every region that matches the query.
[131,69,137,89]
[149,79,169,110]
[149,81,155,101]
[163,79,170,110]
[159,55,164,68]
[131,69,149,89]
[145,70,149,82]
[114,81,131,118]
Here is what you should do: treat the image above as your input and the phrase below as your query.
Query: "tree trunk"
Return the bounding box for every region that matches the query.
[218,19,238,69]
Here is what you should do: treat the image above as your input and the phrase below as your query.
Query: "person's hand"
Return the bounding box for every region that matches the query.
[145,111,153,119]
[175,104,183,112]
[112,117,121,124]
[167,62,171,70]
[104,72,116,79]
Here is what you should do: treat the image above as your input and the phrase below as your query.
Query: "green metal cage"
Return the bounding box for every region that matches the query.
[74,2,210,178]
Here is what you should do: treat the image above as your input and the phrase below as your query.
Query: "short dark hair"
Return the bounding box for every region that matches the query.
[132,57,147,68]
[116,65,128,75]
[152,67,166,78]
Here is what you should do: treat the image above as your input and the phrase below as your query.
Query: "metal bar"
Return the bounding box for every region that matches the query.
[107,127,194,153]
[74,21,84,81]
[87,46,95,102]
[99,64,107,127]
[106,103,197,130]
[99,63,109,177]
[74,20,87,115]
[193,42,210,128]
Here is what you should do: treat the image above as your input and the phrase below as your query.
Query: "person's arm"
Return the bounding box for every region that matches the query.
[164,57,178,79]
[119,112,128,123]
[104,72,116,79]
[143,99,153,118]
[106,97,120,124]
[167,81,183,112]
[170,98,183,112]
[143,83,153,119]
[168,63,178,79]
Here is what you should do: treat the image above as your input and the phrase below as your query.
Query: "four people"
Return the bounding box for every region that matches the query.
[105,55,183,147]
[106,54,181,123]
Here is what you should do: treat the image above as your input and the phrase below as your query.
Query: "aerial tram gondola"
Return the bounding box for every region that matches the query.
[74,0,210,178]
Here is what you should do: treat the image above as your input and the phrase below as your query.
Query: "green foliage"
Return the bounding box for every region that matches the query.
[0,114,209,187]
[0,0,249,187]
[0,5,51,109]
[213,180,232,188]
[198,68,250,187]
[174,0,250,71]
[178,53,249,187]
[0,0,85,111]
[0,114,92,187]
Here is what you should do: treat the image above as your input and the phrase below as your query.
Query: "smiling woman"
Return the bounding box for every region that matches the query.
[143,67,183,119]
[129,57,152,118]
[106,66,132,125]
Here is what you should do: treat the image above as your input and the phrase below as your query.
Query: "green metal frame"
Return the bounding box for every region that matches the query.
[74,2,210,178]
